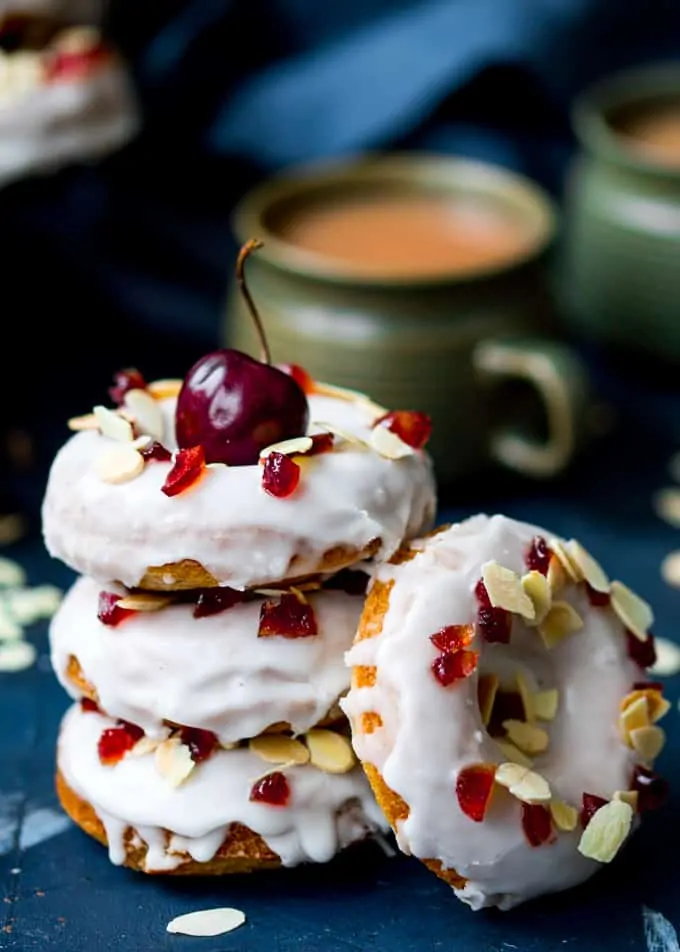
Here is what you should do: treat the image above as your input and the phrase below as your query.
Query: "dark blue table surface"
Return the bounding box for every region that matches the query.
[2,350,680,952]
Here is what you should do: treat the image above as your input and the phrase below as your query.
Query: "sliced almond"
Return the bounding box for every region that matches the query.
[649,636,680,676]
[305,729,356,774]
[537,601,583,649]
[533,688,559,721]
[478,673,499,727]
[621,688,670,724]
[661,550,680,589]
[249,734,310,766]
[67,413,98,432]
[0,607,21,640]
[548,538,582,581]
[577,799,633,863]
[494,739,533,767]
[629,725,665,761]
[131,434,153,451]
[310,421,365,446]
[155,736,195,787]
[502,720,549,755]
[148,378,182,400]
[481,562,535,619]
[0,640,36,672]
[130,736,164,757]
[0,557,25,589]
[124,388,165,441]
[515,671,535,723]
[116,592,174,612]
[521,571,552,625]
[166,908,246,937]
[653,487,680,528]
[610,580,654,642]
[312,381,387,418]
[566,540,610,593]
[6,585,62,623]
[94,444,144,484]
[368,426,414,460]
[620,695,650,740]
[550,799,578,831]
[495,763,551,803]
[546,555,567,594]
[613,789,639,810]
[259,436,313,460]
[93,405,134,443]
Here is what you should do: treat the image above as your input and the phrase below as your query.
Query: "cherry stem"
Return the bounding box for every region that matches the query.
[236,239,270,365]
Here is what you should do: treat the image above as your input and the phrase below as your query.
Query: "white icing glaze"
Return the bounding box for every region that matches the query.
[58,703,387,871]
[50,575,364,744]
[0,54,138,187]
[342,514,645,910]
[42,391,436,589]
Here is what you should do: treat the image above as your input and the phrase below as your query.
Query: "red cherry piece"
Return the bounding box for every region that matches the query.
[456,764,496,822]
[258,594,318,638]
[525,536,551,575]
[521,804,555,847]
[193,587,246,619]
[45,41,111,82]
[161,445,206,497]
[431,650,478,687]
[632,681,664,692]
[139,440,172,463]
[178,727,219,764]
[323,569,369,596]
[262,452,301,498]
[475,579,491,608]
[278,363,314,393]
[487,691,525,737]
[80,697,101,713]
[373,410,432,450]
[97,591,136,627]
[249,771,291,806]
[308,432,335,455]
[586,584,611,607]
[626,631,657,669]
[429,624,474,654]
[97,721,144,766]
[580,793,609,828]
[477,603,512,644]
[631,765,670,813]
[175,349,309,466]
[108,368,147,406]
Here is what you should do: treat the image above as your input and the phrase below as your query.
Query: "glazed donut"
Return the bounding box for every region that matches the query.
[342,514,670,910]
[57,703,387,874]
[50,575,366,745]
[42,386,436,591]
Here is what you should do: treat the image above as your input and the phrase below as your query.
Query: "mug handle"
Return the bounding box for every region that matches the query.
[472,338,589,479]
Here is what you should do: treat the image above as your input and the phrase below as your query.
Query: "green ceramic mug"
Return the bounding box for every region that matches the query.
[560,63,680,363]
[224,154,590,487]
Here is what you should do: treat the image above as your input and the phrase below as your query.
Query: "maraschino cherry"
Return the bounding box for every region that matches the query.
[175,240,309,465]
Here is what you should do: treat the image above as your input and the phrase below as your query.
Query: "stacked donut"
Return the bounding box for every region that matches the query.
[43,362,436,874]
[0,8,138,188]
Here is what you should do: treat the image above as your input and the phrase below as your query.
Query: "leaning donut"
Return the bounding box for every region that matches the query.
[42,379,435,591]
[342,514,670,910]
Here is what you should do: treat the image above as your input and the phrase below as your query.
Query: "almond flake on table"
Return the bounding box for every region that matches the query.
[166,908,246,937]
[0,640,36,673]
[649,637,680,677]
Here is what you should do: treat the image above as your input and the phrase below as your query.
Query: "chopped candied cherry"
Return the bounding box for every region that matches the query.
[580,792,608,828]
[474,580,512,644]
[80,697,101,713]
[249,771,291,806]
[161,445,206,497]
[108,368,147,405]
[277,363,314,393]
[178,727,219,763]
[632,681,664,691]
[262,451,301,498]
[45,41,112,82]
[429,624,474,654]
[456,764,496,822]
[525,536,551,575]
[431,650,478,687]
[521,804,555,847]
[586,583,611,607]
[373,410,432,450]
[308,432,335,455]
[632,766,670,813]
[97,721,144,765]
[193,587,246,618]
[139,440,172,463]
[258,593,318,638]
[626,631,657,669]
[97,591,136,627]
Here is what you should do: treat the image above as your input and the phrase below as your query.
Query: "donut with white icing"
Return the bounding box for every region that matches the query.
[342,514,670,910]
[50,575,366,745]
[57,703,388,874]
[42,383,436,591]
[0,28,139,188]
